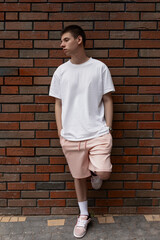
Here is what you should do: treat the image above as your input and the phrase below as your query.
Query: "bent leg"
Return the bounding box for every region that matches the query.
[95,171,111,180]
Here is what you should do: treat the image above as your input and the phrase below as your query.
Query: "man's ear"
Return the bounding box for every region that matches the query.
[77,35,83,45]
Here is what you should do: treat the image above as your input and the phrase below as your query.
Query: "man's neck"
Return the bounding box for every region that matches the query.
[70,50,89,65]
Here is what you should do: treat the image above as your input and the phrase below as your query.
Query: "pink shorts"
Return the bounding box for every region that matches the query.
[60,133,113,179]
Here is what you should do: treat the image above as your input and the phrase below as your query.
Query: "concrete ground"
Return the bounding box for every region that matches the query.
[0,214,160,240]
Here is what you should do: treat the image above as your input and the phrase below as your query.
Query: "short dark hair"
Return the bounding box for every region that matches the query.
[61,25,86,47]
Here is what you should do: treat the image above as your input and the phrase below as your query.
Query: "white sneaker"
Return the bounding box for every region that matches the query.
[73,215,91,238]
[91,175,103,190]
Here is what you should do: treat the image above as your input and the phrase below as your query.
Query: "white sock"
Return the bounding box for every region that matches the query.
[78,200,89,216]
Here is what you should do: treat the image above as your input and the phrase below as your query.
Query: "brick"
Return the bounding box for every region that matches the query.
[124,198,152,206]
[7,148,34,156]
[2,104,19,112]
[114,104,137,112]
[96,3,124,11]
[139,156,160,164]
[32,3,61,11]
[110,31,139,39]
[138,174,160,181]
[1,86,18,94]
[141,31,160,39]
[38,199,65,207]
[126,3,155,11]
[22,139,49,147]
[110,173,137,181]
[0,3,30,11]
[141,12,160,20]
[124,130,152,138]
[36,130,57,139]
[125,40,160,48]
[0,139,20,147]
[155,113,160,120]
[125,113,153,120]
[125,77,160,85]
[9,200,36,207]
[137,190,160,198]
[23,207,50,215]
[0,208,21,215]
[50,173,73,181]
[0,113,34,121]
[6,22,32,30]
[153,182,160,189]
[108,190,135,198]
[20,86,48,94]
[20,157,49,165]
[139,86,160,94]
[6,12,18,20]
[109,207,136,214]
[125,21,156,30]
[95,21,124,30]
[8,182,35,190]
[34,40,61,49]
[50,157,66,164]
[34,77,51,85]
[64,3,94,11]
[49,12,109,21]
[113,139,137,147]
[51,207,78,215]
[0,192,20,199]
[21,191,49,199]
[111,68,137,76]
[36,182,64,190]
[125,95,152,103]
[0,183,6,190]
[36,165,64,173]
[139,122,160,129]
[0,31,18,39]
[124,182,152,190]
[110,12,139,20]
[0,12,4,20]
[20,104,48,112]
[5,77,32,85]
[139,104,160,111]
[0,68,18,76]
[5,40,32,48]
[51,191,76,199]
[0,157,19,165]
[113,121,137,129]
[0,174,19,182]
[96,199,123,207]
[20,68,48,76]
[22,174,49,182]
[0,59,33,67]
[140,49,160,57]
[125,148,152,155]
[0,200,7,207]
[34,22,62,30]
[0,130,34,138]
[20,32,48,40]
[20,12,48,20]
[35,59,63,67]
[0,22,4,30]
[0,165,34,173]
[111,156,137,164]
[139,139,160,147]
[124,165,151,173]
[0,95,33,103]
[20,122,48,130]
[109,50,138,58]
[94,40,123,48]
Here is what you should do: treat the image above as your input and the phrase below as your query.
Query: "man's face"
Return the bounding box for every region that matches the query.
[60,32,81,56]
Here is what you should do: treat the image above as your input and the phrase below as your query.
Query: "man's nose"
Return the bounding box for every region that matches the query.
[60,42,64,48]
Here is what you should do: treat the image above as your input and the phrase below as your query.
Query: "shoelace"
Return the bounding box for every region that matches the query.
[76,217,88,227]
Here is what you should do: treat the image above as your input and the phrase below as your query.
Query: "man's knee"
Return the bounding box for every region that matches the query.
[96,171,111,180]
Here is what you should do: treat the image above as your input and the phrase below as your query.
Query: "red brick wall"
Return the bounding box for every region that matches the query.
[0,1,160,216]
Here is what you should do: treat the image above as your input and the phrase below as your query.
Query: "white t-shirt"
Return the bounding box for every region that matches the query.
[49,57,115,141]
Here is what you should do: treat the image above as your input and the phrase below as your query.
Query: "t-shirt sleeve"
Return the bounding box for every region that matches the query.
[49,72,61,99]
[102,67,115,95]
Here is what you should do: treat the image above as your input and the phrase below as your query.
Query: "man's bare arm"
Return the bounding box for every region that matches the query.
[102,92,113,130]
[55,98,62,138]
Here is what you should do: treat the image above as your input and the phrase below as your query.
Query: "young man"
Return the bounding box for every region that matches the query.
[49,25,115,238]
